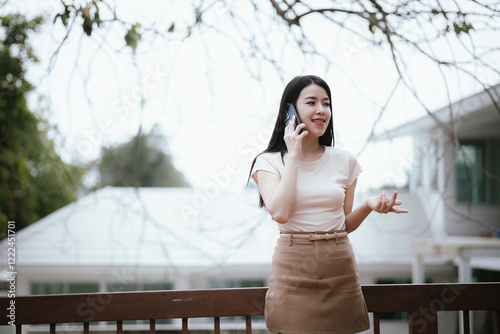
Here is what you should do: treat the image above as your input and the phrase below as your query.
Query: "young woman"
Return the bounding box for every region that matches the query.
[249,75,408,334]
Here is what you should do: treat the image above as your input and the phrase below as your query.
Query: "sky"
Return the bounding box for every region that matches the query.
[3,0,499,194]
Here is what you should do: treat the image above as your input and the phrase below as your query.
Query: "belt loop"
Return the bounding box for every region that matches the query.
[289,233,293,246]
[334,232,338,245]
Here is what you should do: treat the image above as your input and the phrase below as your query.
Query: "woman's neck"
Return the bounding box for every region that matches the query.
[300,136,324,161]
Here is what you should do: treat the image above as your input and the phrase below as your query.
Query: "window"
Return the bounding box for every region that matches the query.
[456,142,485,204]
[69,282,100,294]
[31,282,99,295]
[456,140,500,204]
[106,282,172,292]
[210,279,266,289]
[31,283,64,295]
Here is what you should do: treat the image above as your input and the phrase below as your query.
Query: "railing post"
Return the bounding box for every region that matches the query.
[83,322,89,334]
[462,310,470,334]
[182,318,188,334]
[149,319,155,334]
[245,316,252,334]
[373,313,380,334]
[214,317,220,334]
[496,310,500,334]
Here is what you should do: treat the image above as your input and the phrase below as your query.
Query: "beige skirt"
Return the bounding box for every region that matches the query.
[265,233,370,334]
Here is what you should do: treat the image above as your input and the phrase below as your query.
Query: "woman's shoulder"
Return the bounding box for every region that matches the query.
[254,151,285,167]
[256,151,282,162]
[252,151,284,177]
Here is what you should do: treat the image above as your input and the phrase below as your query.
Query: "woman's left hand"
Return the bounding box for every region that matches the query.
[366,191,408,214]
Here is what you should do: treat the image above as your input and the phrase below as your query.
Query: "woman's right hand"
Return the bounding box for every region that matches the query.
[284,116,308,158]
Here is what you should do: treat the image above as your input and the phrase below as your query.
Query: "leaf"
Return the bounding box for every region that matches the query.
[125,23,141,52]
[82,18,93,36]
[81,6,93,36]
[94,9,101,27]
[461,21,473,34]
[82,6,91,20]
[54,13,64,26]
[54,7,70,26]
[92,1,102,27]
[368,12,378,34]
[453,21,474,35]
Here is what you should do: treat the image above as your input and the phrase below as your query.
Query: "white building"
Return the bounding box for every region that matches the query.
[371,84,500,334]
[372,83,500,283]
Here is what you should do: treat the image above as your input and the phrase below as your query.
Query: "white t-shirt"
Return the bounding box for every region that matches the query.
[251,146,362,232]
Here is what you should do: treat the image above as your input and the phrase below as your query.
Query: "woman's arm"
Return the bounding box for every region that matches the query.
[344,180,408,233]
[254,154,300,224]
[344,180,372,233]
[254,116,307,224]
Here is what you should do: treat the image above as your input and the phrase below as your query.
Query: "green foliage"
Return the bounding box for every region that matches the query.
[124,23,141,53]
[366,8,474,37]
[431,10,474,36]
[97,127,188,188]
[55,0,103,36]
[452,20,474,35]
[55,1,142,52]
[0,14,84,238]
[368,12,378,34]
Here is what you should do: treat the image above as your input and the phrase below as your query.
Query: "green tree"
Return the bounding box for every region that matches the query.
[0,14,84,237]
[97,127,188,188]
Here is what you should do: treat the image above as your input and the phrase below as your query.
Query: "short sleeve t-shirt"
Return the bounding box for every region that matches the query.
[251,146,362,232]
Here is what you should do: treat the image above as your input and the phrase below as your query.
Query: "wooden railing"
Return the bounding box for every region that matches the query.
[1,283,499,334]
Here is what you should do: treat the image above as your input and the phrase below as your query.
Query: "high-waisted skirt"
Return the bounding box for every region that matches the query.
[265,234,370,334]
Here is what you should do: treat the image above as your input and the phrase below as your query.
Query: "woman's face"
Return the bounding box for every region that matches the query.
[295,83,331,138]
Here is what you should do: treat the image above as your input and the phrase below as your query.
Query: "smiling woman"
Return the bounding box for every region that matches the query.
[247,75,408,334]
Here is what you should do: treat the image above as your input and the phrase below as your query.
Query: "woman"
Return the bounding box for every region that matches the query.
[249,75,407,334]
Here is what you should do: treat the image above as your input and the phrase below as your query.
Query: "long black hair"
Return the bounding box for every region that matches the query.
[247,75,335,207]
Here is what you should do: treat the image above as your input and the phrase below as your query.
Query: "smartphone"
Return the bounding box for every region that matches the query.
[286,104,302,132]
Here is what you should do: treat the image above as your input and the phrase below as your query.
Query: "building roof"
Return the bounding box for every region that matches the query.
[373,83,500,141]
[2,187,278,268]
